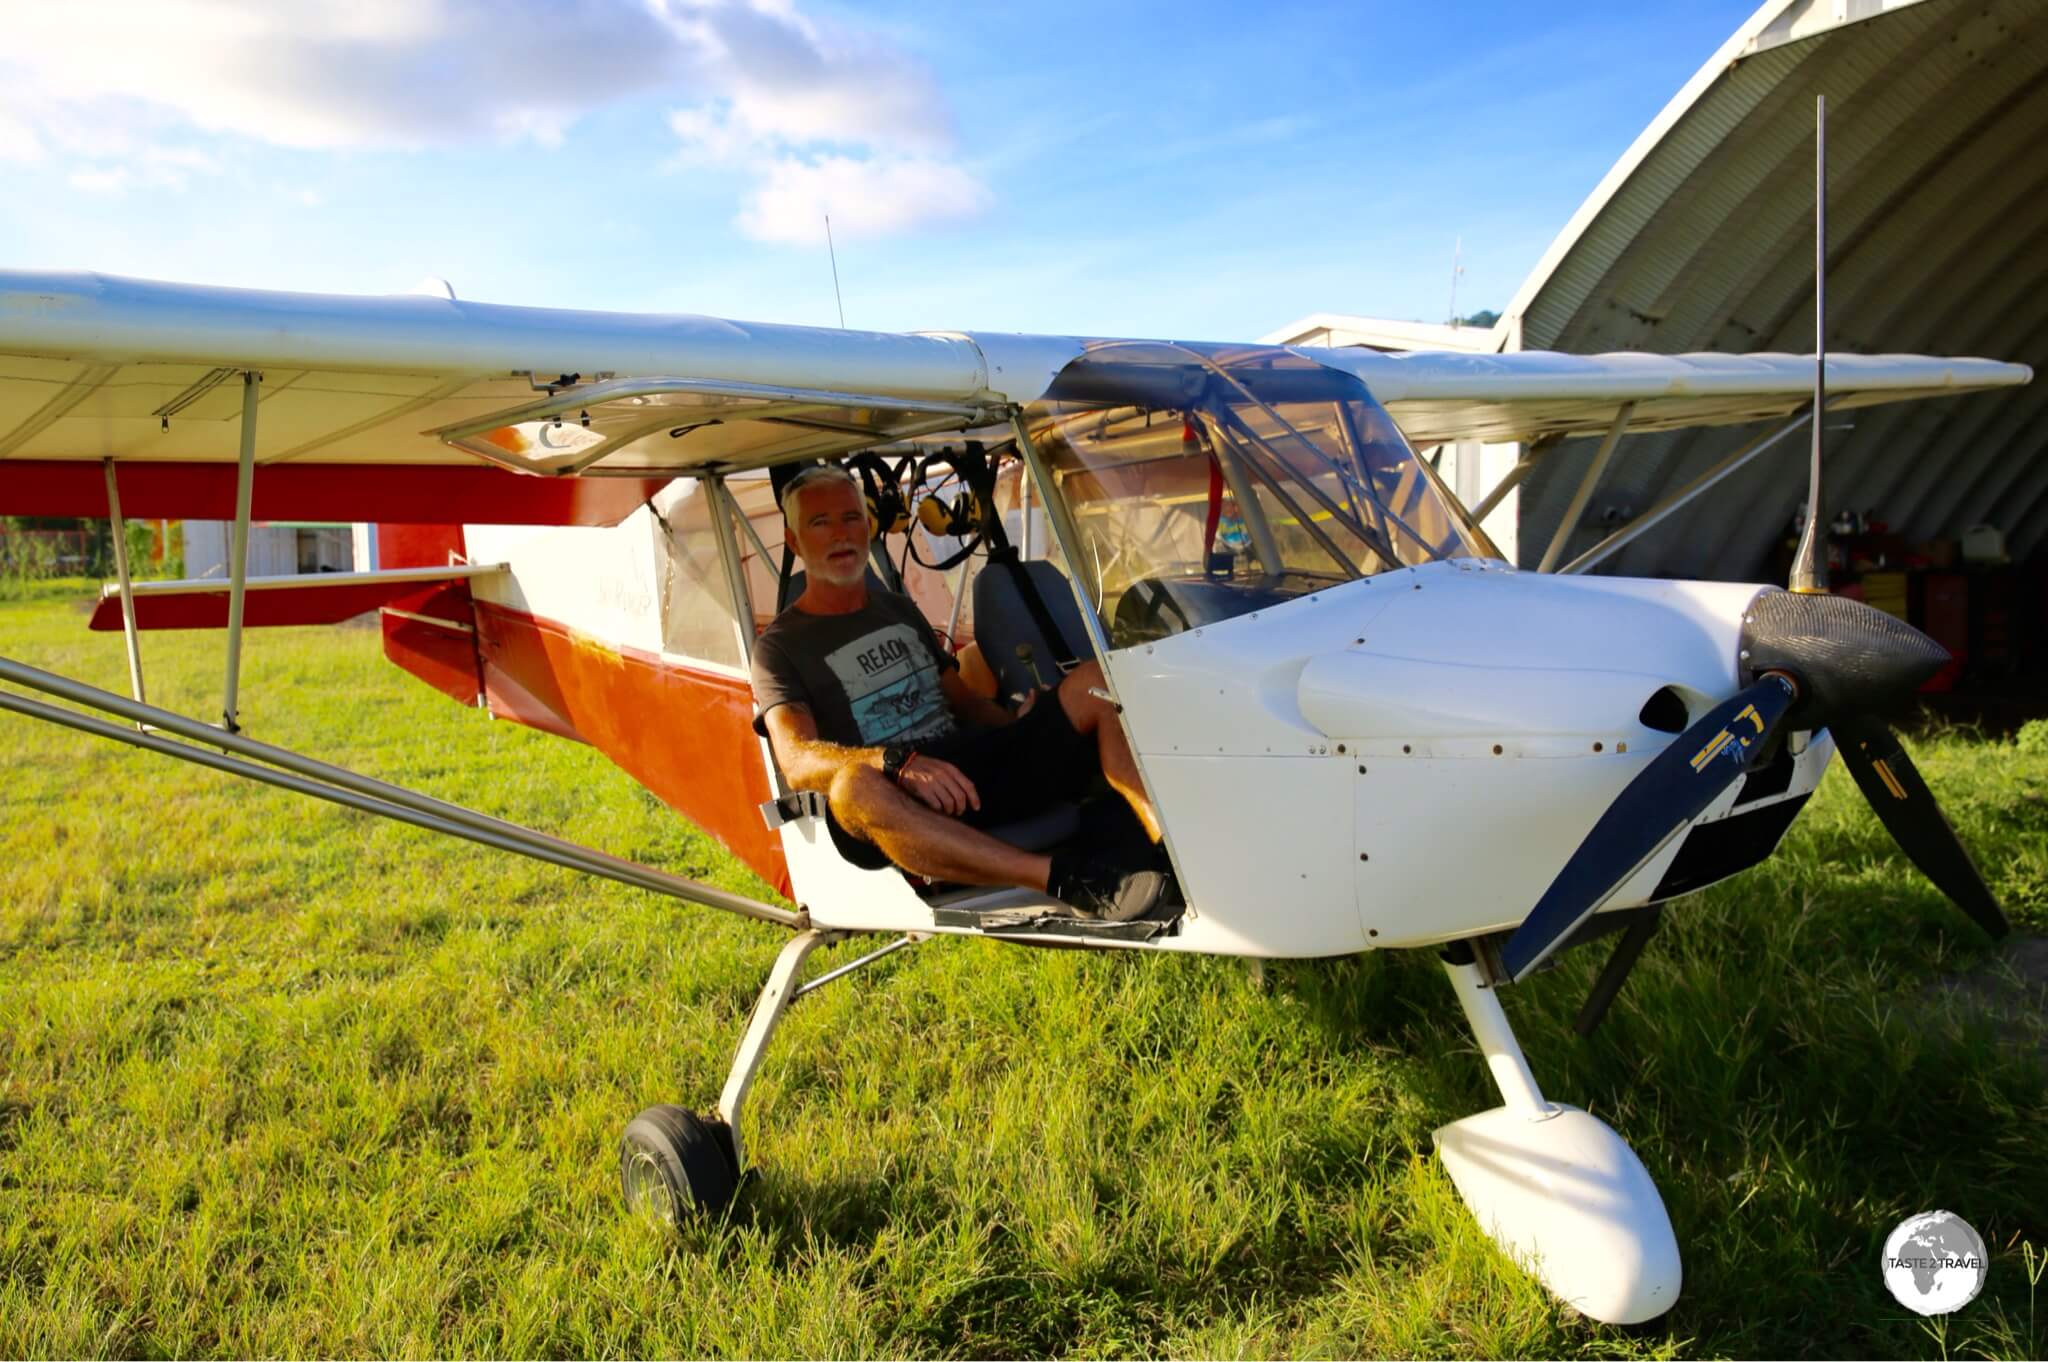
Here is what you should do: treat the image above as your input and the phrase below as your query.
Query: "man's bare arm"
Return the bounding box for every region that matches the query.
[763,703,875,794]
[763,703,983,815]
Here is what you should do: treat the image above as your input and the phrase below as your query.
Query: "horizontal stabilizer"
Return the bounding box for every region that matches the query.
[4,460,666,527]
[89,564,501,631]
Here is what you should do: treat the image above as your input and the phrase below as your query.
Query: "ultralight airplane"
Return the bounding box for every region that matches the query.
[0,264,2030,1324]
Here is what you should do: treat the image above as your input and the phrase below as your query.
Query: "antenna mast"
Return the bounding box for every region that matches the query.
[1789,95,1829,594]
[824,214,846,329]
[1448,235,1464,326]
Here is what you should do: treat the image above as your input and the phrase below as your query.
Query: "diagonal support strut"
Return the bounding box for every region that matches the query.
[0,653,800,928]
[222,371,260,731]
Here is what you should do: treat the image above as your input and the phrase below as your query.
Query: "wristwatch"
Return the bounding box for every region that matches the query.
[881,744,914,783]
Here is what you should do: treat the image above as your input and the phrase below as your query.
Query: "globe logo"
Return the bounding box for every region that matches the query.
[1882,1210,1988,1315]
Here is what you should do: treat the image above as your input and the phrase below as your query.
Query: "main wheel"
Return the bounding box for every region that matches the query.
[619,1105,740,1224]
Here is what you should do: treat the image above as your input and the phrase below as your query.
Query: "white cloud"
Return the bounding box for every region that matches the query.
[683,1,955,154]
[666,106,753,166]
[0,112,43,164]
[661,3,989,241]
[0,0,684,152]
[64,143,220,194]
[0,0,985,238]
[739,155,990,244]
[69,168,131,194]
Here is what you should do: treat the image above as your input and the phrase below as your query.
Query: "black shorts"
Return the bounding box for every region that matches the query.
[825,696,1100,870]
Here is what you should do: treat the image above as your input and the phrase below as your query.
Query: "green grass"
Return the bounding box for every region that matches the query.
[2,577,2044,1358]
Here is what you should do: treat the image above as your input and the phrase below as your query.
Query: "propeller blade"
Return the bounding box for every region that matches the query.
[1574,905,1663,1037]
[1501,674,1799,983]
[1831,713,2009,940]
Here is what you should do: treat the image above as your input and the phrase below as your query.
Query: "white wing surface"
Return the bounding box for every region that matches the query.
[0,271,994,477]
[0,271,2029,484]
[1312,347,2032,445]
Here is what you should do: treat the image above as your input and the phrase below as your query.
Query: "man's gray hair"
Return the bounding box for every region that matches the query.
[778,462,862,528]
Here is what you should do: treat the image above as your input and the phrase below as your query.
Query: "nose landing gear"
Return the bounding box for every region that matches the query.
[1432,941,1682,1324]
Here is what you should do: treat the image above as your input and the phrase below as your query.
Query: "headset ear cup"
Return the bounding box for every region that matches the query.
[869,486,912,537]
[917,496,953,536]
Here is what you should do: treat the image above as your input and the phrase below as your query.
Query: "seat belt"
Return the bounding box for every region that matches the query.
[1200,422,1222,559]
[768,463,802,612]
[848,452,917,594]
[952,442,1080,672]
[989,544,1077,671]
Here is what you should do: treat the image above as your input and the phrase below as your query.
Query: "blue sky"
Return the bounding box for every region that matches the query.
[0,1,1758,340]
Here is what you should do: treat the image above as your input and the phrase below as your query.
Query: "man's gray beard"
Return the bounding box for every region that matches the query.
[810,558,867,587]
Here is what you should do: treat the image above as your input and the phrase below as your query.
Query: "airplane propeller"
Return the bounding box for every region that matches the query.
[1830,712,2007,941]
[1500,672,1798,982]
[1507,93,2007,1001]
[1501,590,2009,985]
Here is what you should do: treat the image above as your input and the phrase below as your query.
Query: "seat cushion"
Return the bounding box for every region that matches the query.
[971,558,1095,696]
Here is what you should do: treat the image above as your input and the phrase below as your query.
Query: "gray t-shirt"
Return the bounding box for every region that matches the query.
[750,590,959,747]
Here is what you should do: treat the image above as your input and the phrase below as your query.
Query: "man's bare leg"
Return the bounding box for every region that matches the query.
[829,763,1052,889]
[1056,660,1161,842]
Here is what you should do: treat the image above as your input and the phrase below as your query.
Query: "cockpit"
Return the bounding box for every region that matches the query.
[1021,341,1501,648]
[623,339,1509,940]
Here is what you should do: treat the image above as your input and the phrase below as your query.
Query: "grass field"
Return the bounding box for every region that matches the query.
[2,578,2045,1358]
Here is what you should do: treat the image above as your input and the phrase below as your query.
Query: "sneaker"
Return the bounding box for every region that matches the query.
[1047,850,1169,922]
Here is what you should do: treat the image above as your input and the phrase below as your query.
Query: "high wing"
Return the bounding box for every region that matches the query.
[0,271,2029,525]
[0,271,1006,524]
[1313,347,2032,446]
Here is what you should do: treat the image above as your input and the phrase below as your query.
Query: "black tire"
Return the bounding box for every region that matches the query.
[619,1105,740,1224]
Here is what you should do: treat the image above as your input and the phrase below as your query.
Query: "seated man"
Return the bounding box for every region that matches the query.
[751,463,1170,919]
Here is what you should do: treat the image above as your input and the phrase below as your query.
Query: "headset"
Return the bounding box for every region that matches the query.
[846,452,914,540]
[916,483,981,539]
[905,446,992,571]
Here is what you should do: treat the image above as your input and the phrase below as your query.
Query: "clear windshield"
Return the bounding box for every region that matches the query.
[1022,341,1498,646]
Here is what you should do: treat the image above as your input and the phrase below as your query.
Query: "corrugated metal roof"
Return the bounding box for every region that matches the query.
[1502,0,2047,577]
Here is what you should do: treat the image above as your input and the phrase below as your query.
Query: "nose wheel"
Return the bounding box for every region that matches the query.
[1432,941,1682,1324]
[620,1105,740,1223]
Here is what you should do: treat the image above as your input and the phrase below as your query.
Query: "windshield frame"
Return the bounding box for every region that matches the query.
[1011,340,1500,648]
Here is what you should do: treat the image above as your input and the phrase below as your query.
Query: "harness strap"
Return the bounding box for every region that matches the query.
[952,442,1080,671]
[1202,428,1223,559]
[768,462,803,612]
[990,544,1076,671]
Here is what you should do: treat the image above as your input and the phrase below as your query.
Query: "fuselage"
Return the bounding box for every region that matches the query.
[357,338,1852,956]
[386,501,1831,957]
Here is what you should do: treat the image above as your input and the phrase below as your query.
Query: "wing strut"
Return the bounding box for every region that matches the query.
[1467,435,1556,525]
[0,654,801,929]
[1559,406,1813,575]
[1536,401,1632,572]
[101,459,146,711]
[223,371,259,732]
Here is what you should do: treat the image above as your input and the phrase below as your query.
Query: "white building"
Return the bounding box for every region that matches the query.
[182,521,353,579]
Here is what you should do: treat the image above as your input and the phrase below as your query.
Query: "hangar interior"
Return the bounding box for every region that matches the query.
[1271,0,2045,703]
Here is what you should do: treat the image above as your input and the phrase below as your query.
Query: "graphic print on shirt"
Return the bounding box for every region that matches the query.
[824,623,955,745]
